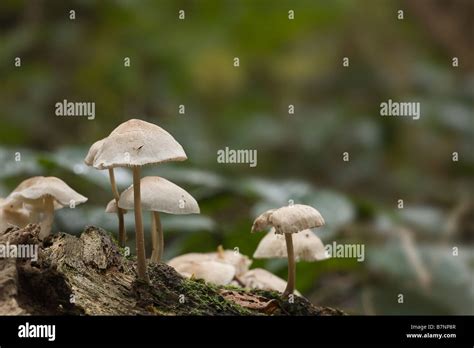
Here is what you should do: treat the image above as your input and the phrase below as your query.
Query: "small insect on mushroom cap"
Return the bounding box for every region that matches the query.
[118,176,199,215]
[92,119,187,170]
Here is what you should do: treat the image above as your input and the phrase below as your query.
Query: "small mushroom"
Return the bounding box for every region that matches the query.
[167,246,252,279]
[238,268,301,296]
[172,260,236,286]
[253,228,328,261]
[85,138,127,247]
[91,119,187,281]
[210,245,252,277]
[4,176,87,238]
[251,204,325,297]
[118,176,199,263]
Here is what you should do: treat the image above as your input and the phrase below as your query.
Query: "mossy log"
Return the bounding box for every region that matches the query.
[0,224,345,316]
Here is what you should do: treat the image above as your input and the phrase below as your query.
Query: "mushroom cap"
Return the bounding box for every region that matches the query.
[206,247,252,277]
[171,260,236,285]
[253,228,328,261]
[118,176,199,214]
[252,204,325,234]
[239,268,301,296]
[84,138,106,166]
[167,253,213,267]
[5,176,87,209]
[168,248,252,277]
[92,119,187,169]
[105,199,127,214]
[251,209,275,233]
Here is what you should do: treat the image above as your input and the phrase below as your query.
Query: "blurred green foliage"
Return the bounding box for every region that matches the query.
[0,0,472,314]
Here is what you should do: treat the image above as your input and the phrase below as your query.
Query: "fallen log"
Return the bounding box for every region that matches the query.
[0,224,345,316]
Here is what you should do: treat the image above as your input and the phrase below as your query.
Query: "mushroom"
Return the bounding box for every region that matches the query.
[85,138,127,247]
[251,204,325,297]
[253,228,328,261]
[172,260,236,286]
[167,246,252,278]
[238,268,302,296]
[3,176,87,238]
[118,176,199,263]
[91,119,187,281]
[210,245,252,277]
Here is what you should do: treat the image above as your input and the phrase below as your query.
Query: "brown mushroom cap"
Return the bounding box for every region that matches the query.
[118,176,199,215]
[92,119,187,169]
[253,228,328,261]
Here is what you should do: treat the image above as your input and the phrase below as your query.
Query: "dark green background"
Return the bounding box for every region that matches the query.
[0,0,473,314]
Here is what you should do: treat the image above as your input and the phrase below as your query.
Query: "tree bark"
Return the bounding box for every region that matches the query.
[0,224,345,316]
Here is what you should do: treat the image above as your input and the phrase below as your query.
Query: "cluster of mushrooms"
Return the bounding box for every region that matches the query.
[84,119,199,282]
[0,118,329,298]
[170,203,327,298]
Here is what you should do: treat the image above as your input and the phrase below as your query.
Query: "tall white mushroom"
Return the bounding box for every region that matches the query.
[251,204,325,297]
[118,176,199,263]
[85,138,127,247]
[92,119,187,281]
[3,176,87,238]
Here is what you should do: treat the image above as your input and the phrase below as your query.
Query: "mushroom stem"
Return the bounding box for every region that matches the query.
[282,233,296,298]
[39,196,55,239]
[150,211,163,263]
[132,166,148,282]
[108,168,126,247]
